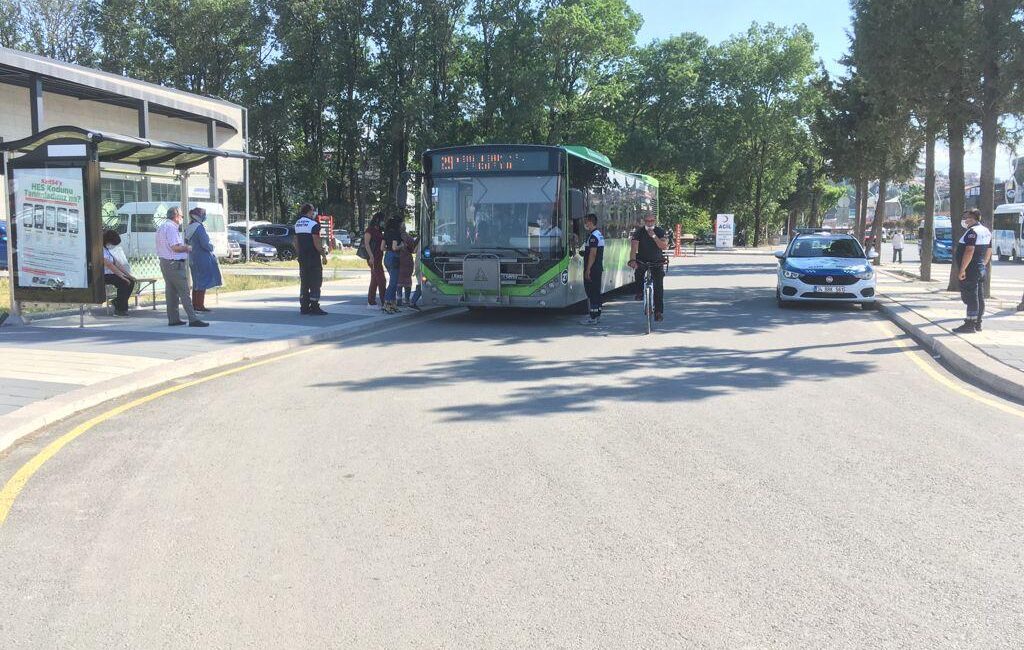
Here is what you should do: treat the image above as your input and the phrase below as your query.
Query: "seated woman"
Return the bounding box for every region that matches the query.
[102,230,135,316]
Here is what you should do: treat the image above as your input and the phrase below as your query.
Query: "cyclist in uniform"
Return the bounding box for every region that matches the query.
[952,208,992,333]
[293,203,328,315]
[628,214,668,321]
[581,213,604,325]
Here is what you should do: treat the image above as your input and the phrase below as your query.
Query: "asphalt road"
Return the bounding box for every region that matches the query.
[3,251,1023,647]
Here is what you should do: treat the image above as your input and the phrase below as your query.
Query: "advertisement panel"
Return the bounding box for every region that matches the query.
[715,213,735,248]
[12,167,89,289]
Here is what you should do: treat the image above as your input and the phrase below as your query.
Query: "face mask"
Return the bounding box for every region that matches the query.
[961,220,971,229]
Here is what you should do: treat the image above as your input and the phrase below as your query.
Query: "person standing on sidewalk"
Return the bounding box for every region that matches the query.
[185,207,222,313]
[363,212,386,309]
[294,203,328,315]
[382,215,404,314]
[580,213,604,325]
[156,207,208,327]
[952,209,992,334]
[891,229,905,263]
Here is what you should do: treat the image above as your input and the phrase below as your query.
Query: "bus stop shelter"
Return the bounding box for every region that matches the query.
[2,125,258,325]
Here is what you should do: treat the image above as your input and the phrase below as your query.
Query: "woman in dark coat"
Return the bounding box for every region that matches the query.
[185,207,222,312]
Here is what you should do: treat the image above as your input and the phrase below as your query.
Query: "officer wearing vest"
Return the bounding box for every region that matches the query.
[580,213,605,325]
[952,208,992,334]
[294,203,328,315]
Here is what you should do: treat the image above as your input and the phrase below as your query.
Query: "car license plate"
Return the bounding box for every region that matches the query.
[815,285,845,293]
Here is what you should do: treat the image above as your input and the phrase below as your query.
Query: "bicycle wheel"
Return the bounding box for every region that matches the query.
[644,277,654,334]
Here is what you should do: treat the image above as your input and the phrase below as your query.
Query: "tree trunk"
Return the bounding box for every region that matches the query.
[920,124,936,281]
[854,181,862,239]
[947,118,966,292]
[752,142,766,247]
[786,208,798,243]
[979,102,998,301]
[873,176,887,267]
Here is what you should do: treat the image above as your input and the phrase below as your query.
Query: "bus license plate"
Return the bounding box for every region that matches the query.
[815,285,845,293]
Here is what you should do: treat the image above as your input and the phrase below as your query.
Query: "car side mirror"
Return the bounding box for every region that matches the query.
[773,250,785,260]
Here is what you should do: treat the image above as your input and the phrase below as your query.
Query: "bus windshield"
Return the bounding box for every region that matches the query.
[427,175,562,258]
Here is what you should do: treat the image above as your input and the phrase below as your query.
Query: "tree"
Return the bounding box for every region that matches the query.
[21,0,97,65]
[705,23,819,246]
[976,0,1024,296]
[0,0,23,48]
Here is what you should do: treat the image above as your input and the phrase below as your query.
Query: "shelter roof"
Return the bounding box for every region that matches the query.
[1,125,258,171]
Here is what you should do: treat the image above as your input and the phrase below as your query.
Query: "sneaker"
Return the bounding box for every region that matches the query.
[951,320,976,334]
[188,320,210,327]
[579,315,600,325]
[975,320,982,332]
[367,303,379,310]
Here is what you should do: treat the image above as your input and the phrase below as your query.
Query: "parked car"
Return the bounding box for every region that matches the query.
[0,222,7,270]
[774,230,876,309]
[222,237,243,263]
[333,229,352,248]
[227,220,273,235]
[248,224,298,260]
[228,229,277,261]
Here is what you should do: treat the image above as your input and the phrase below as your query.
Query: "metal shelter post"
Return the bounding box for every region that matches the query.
[243,108,250,261]
[2,146,28,325]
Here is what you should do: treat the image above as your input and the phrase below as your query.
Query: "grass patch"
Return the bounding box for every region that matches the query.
[232,250,368,271]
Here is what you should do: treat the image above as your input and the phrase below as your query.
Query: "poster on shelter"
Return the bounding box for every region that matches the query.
[715,213,735,248]
[12,167,88,289]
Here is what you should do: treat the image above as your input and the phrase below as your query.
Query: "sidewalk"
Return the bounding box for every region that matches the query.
[876,268,1024,402]
[0,276,432,453]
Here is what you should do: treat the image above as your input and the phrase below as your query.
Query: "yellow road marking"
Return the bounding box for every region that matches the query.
[0,348,311,526]
[875,321,1024,420]
[0,308,456,527]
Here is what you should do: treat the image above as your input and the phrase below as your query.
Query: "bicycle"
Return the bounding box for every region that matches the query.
[632,259,665,334]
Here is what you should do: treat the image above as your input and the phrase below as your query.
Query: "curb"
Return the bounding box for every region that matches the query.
[0,307,454,456]
[877,296,1024,405]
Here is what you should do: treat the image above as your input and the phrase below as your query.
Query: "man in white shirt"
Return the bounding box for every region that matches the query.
[891,229,905,263]
[156,207,208,327]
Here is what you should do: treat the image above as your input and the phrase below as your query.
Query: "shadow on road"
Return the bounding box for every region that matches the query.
[316,281,886,422]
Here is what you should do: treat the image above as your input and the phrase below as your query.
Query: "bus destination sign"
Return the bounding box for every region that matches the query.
[436,150,550,173]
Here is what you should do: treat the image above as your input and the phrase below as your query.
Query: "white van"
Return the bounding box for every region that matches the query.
[993,203,1024,262]
[107,202,228,259]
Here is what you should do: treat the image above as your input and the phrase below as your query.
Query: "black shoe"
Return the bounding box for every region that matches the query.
[975,320,983,332]
[310,303,328,315]
[114,310,129,317]
[188,320,209,327]
[195,307,212,313]
[1017,302,1024,312]
[300,308,311,315]
[951,320,976,334]
[168,320,187,326]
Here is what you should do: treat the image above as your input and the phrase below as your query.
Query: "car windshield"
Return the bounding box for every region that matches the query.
[935,227,952,240]
[789,236,864,258]
[427,175,562,258]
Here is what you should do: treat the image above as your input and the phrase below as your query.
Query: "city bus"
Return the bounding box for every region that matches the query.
[993,202,1023,262]
[417,144,658,309]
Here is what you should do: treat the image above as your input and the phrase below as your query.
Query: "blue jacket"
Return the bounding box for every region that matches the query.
[186,222,223,290]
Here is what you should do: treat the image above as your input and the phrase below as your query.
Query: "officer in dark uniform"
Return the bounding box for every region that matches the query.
[293,203,328,315]
[952,208,992,333]
[628,214,668,321]
[580,213,604,325]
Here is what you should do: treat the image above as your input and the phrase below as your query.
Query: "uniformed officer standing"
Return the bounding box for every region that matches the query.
[580,213,604,325]
[952,208,992,334]
[293,203,328,315]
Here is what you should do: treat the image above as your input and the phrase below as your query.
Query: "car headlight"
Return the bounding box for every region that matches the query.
[782,269,800,279]
[854,269,874,280]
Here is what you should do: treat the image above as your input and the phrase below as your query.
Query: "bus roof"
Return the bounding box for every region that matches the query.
[561,145,659,187]
[994,202,1024,213]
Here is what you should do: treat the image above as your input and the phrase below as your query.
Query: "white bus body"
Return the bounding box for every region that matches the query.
[993,203,1024,262]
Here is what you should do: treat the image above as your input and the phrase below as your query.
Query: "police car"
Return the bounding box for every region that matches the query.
[774,230,876,308]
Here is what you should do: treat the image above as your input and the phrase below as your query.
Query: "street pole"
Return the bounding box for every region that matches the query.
[244,108,251,262]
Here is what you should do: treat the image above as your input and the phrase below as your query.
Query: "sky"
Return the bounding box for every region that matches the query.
[626,0,1020,180]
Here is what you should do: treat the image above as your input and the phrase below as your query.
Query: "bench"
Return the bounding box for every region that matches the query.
[105,277,159,314]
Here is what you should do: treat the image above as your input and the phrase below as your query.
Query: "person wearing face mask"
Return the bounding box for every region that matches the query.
[952,208,993,334]
[102,229,135,316]
[185,207,222,313]
[628,214,668,321]
[156,207,207,327]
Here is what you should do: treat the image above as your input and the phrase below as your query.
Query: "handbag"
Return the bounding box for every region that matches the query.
[355,240,370,260]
